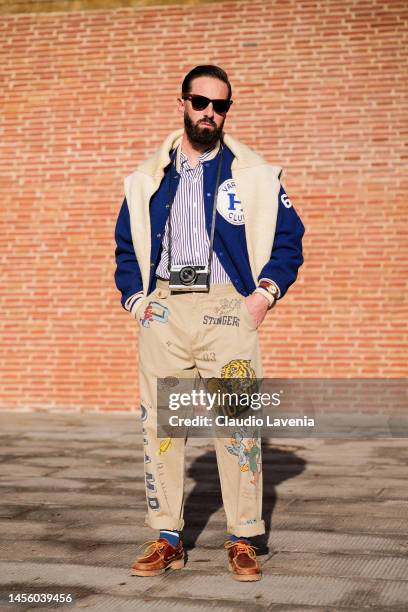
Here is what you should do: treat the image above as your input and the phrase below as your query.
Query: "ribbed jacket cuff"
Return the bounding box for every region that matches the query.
[124,292,144,318]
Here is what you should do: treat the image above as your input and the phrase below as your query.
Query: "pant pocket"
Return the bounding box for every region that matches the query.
[240,299,258,331]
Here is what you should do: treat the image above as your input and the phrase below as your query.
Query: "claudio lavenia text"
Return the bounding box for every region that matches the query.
[167,415,315,428]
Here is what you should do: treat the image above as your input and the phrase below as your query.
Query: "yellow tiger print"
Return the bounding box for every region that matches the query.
[221,359,256,380]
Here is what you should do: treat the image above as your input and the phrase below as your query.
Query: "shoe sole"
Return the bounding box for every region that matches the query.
[228,561,262,581]
[131,557,185,577]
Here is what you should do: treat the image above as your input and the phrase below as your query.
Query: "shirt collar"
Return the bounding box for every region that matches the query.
[175,139,221,173]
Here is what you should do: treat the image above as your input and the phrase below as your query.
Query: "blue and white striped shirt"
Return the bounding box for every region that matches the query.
[155,143,231,283]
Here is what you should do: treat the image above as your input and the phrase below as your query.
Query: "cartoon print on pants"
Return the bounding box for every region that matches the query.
[245,436,261,484]
[140,301,170,328]
[140,403,161,510]
[207,359,258,417]
[140,404,148,446]
[225,432,249,472]
[220,358,256,383]
[156,437,172,456]
[225,431,262,485]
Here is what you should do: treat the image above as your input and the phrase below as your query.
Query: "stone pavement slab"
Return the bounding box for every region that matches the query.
[0,411,407,611]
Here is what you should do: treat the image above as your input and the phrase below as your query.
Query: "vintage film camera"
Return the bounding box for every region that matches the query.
[169,264,209,292]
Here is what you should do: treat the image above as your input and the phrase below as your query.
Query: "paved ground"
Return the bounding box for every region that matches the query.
[0,411,407,611]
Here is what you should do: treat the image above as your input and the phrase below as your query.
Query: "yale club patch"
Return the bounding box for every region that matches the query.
[217,179,245,225]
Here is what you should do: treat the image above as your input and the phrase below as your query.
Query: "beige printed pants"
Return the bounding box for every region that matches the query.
[135,279,265,538]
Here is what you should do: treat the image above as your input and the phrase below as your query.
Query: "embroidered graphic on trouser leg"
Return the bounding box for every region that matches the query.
[246,435,262,485]
[140,301,170,328]
[225,432,249,471]
[207,358,258,418]
[225,430,262,486]
[157,437,172,456]
[202,297,242,327]
[141,403,161,512]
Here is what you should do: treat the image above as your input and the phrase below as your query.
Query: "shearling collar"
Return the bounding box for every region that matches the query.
[136,128,270,179]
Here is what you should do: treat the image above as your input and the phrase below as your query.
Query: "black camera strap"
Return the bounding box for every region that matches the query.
[167,141,224,278]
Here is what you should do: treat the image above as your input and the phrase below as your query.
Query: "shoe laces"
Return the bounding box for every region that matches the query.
[136,539,167,560]
[224,540,258,560]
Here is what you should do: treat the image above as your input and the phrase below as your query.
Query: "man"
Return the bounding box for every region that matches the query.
[114,65,305,581]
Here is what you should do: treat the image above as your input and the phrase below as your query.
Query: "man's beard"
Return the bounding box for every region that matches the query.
[184,112,224,148]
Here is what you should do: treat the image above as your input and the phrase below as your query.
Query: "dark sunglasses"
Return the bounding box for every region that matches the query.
[182,94,233,114]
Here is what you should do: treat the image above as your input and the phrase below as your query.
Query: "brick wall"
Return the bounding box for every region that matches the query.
[0,0,406,412]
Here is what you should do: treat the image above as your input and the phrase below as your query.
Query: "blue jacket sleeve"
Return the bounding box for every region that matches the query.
[257,184,305,299]
[114,197,144,313]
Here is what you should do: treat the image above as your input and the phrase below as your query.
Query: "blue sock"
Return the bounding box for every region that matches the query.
[228,534,251,544]
[159,530,180,547]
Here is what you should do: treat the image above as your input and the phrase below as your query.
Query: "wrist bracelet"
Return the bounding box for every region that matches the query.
[254,287,276,310]
[258,280,280,299]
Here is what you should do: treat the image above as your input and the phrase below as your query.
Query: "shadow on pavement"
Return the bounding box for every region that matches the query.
[183,443,306,553]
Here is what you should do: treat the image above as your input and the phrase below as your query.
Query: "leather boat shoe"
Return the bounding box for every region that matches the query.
[224,539,262,581]
[131,538,185,577]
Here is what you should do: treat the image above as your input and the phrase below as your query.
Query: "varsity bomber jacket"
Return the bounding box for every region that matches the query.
[114,129,305,318]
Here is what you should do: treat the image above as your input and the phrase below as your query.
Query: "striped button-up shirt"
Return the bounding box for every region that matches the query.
[156,143,231,283]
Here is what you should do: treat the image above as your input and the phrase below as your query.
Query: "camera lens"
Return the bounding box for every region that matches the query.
[180,266,197,285]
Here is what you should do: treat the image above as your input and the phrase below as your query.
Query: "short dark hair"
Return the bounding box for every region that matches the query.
[181,65,232,100]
